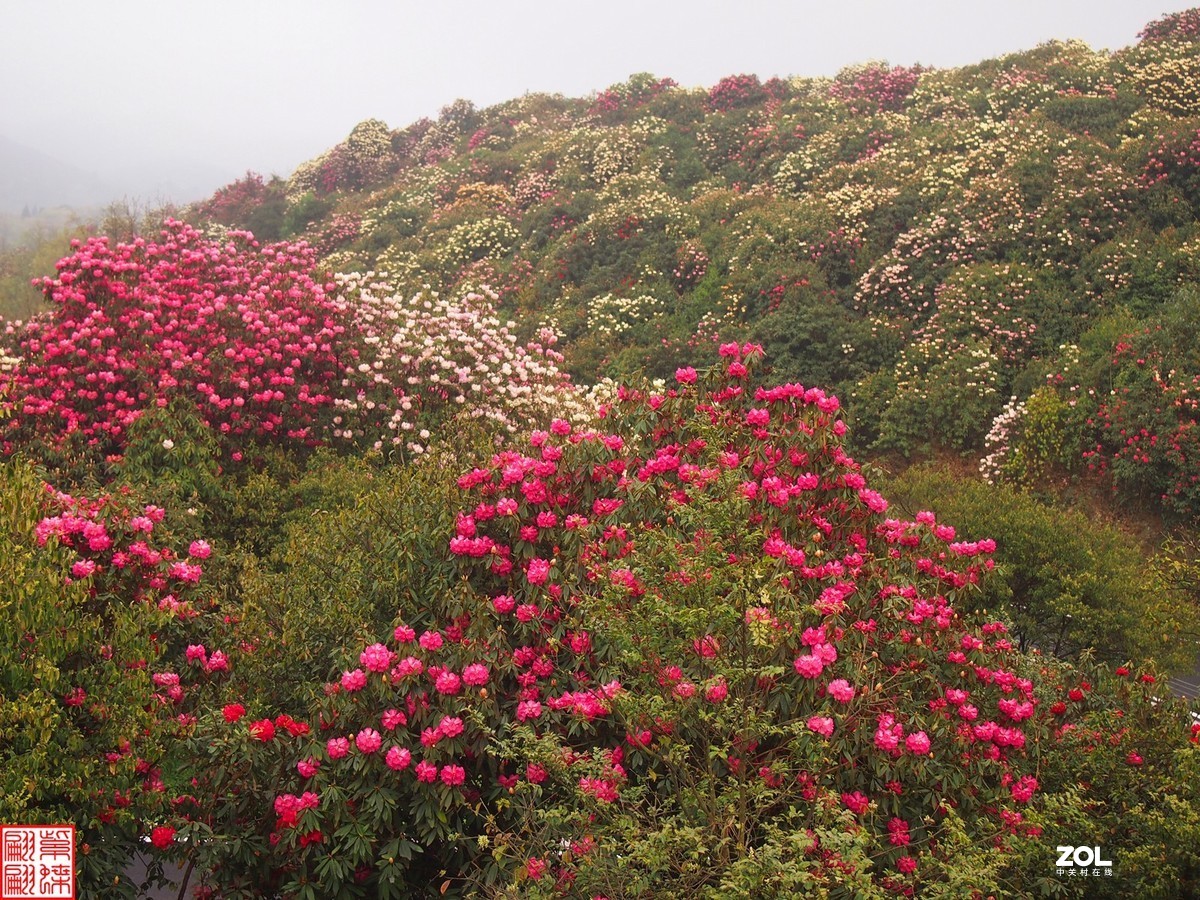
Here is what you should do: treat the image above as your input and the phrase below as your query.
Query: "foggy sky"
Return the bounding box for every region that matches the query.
[1,0,1185,207]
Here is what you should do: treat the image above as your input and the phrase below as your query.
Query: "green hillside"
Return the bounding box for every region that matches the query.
[188,10,1200,521]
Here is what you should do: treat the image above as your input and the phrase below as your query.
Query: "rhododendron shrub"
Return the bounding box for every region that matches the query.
[181,348,1061,896]
[1084,288,1200,518]
[828,63,925,113]
[190,171,287,234]
[1028,658,1200,899]
[330,273,581,453]
[445,346,1046,893]
[1,220,348,471]
[0,458,224,896]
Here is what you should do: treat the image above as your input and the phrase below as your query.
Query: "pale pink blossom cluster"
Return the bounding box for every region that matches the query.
[328,272,587,453]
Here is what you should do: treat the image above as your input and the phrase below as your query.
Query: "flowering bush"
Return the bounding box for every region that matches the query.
[190,172,281,228]
[589,73,679,120]
[1138,7,1200,42]
[706,74,768,112]
[1143,126,1200,208]
[886,462,1197,672]
[828,62,925,113]
[329,273,580,453]
[1,221,348,470]
[10,11,1200,893]
[0,459,221,895]
[288,119,397,197]
[1085,288,1200,517]
[174,347,1081,896]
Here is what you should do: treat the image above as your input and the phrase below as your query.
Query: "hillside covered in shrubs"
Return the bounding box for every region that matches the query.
[1,7,1200,898]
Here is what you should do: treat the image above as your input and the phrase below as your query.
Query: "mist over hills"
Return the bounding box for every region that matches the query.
[0,133,237,216]
[0,134,118,212]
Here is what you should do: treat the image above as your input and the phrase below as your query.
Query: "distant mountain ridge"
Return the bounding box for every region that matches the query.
[0,135,120,213]
[0,134,239,215]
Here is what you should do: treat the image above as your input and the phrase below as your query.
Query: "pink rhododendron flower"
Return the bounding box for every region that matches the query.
[526,763,548,783]
[580,776,620,802]
[888,817,911,847]
[355,728,382,754]
[385,746,412,771]
[340,669,367,692]
[875,717,903,753]
[673,681,697,700]
[492,594,516,614]
[525,857,548,881]
[516,700,543,721]
[827,679,855,703]
[526,558,551,585]
[842,791,870,815]
[326,737,350,759]
[418,630,444,651]
[381,709,407,730]
[906,731,931,755]
[462,663,490,685]
[415,760,438,782]
[360,643,394,673]
[169,562,202,583]
[440,764,466,786]
[188,540,212,559]
[807,716,835,737]
[705,680,729,703]
[434,671,462,695]
[1010,775,1038,803]
[793,654,824,679]
[393,656,423,678]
